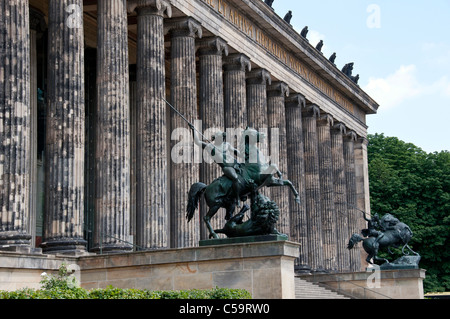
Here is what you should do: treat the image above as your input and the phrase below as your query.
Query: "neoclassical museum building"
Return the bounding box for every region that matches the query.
[1,0,379,277]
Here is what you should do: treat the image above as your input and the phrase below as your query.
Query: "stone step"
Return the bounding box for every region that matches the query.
[294,277,350,299]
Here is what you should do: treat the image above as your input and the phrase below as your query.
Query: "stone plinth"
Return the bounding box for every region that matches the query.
[300,268,426,299]
[78,241,299,299]
[199,234,288,247]
[0,252,77,291]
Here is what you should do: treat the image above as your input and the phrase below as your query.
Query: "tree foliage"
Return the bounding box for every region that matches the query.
[368,133,450,293]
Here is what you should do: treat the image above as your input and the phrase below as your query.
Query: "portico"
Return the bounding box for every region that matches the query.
[0,0,378,273]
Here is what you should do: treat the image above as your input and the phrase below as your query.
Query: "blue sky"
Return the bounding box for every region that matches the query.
[269,0,450,153]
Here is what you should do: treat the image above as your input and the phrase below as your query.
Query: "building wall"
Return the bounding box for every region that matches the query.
[0,0,379,273]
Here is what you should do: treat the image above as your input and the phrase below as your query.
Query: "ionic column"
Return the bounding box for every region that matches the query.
[42,0,87,253]
[302,104,325,272]
[92,0,132,253]
[167,17,202,248]
[223,53,251,130]
[285,94,309,272]
[355,136,371,268]
[317,114,338,272]
[246,68,271,198]
[28,7,46,249]
[355,137,371,217]
[0,1,32,249]
[344,130,362,272]
[197,37,228,239]
[330,122,351,272]
[131,0,172,251]
[246,69,271,131]
[267,82,290,236]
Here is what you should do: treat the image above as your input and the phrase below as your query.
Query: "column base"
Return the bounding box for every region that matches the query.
[294,263,312,274]
[0,231,32,248]
[40,238,87,255]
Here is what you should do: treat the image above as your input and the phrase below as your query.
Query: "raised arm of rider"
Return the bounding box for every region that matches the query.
[191,125,207,149]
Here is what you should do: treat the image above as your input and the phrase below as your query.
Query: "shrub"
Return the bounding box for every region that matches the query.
[0,264,252,300]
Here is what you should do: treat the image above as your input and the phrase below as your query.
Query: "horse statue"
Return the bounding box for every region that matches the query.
[186,127,300,239]
[213,183,286,239]
[347,213,418,265]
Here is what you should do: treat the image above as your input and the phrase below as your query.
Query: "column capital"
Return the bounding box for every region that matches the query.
[302,104,320,118]
[165,17,202,39]
[285,93,306,108]
[317,114,334,127]
[267,82,289,98]
[344,130,358,142]
[356,136,369,147]
[223,53,251,72]
[331,122,347,135]
[128,0,172,17]
[197,36,229,57]
[246,68,272,86]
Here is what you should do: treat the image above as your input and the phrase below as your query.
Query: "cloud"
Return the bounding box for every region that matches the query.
[363,64,450,110]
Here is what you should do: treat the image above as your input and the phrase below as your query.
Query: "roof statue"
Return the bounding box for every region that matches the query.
[284,11,292,24]
[316,40,324,52]
[264,0,274,9]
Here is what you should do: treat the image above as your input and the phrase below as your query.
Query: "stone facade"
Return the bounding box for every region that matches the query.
[0,0,379,274]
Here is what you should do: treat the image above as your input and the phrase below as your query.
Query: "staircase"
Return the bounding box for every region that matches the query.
[294,277,351,299]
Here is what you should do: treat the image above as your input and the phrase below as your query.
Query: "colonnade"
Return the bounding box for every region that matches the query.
[0,0,370,272]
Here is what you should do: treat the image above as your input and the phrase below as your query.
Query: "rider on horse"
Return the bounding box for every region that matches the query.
[189,124,243,207]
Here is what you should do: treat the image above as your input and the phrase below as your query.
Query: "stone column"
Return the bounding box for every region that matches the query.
[330,122,351,272]
[130,0,172,250]
[246,68,271,131]
[246,68,271,198]
[92,0,132,253]
[302,104,325,272]
[223,53,251,130]
[344,130,362,272]
[167,17,202,248]
[42,0,87,254]
[285,94,309,272]
[317,114,338,272]
[267,82,290,236]
[28,7,46,249]
[355,137,371,216]
[355,136,371,268]
[197,37,228,239]
[0,1,32,250]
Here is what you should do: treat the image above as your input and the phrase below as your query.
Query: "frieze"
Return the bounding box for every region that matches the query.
[200,0,356,116]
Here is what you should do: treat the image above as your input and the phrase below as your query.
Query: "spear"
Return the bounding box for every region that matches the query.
[161,97,216,146]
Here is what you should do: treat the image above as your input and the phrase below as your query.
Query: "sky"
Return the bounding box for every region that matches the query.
[269,0,450,153]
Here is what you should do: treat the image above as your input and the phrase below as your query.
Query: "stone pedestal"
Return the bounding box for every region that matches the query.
[300,268,427,299]
[78,240,300,299]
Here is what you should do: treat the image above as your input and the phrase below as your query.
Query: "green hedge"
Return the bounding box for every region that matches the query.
[0,264,252,300]
[0,286,252,300]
